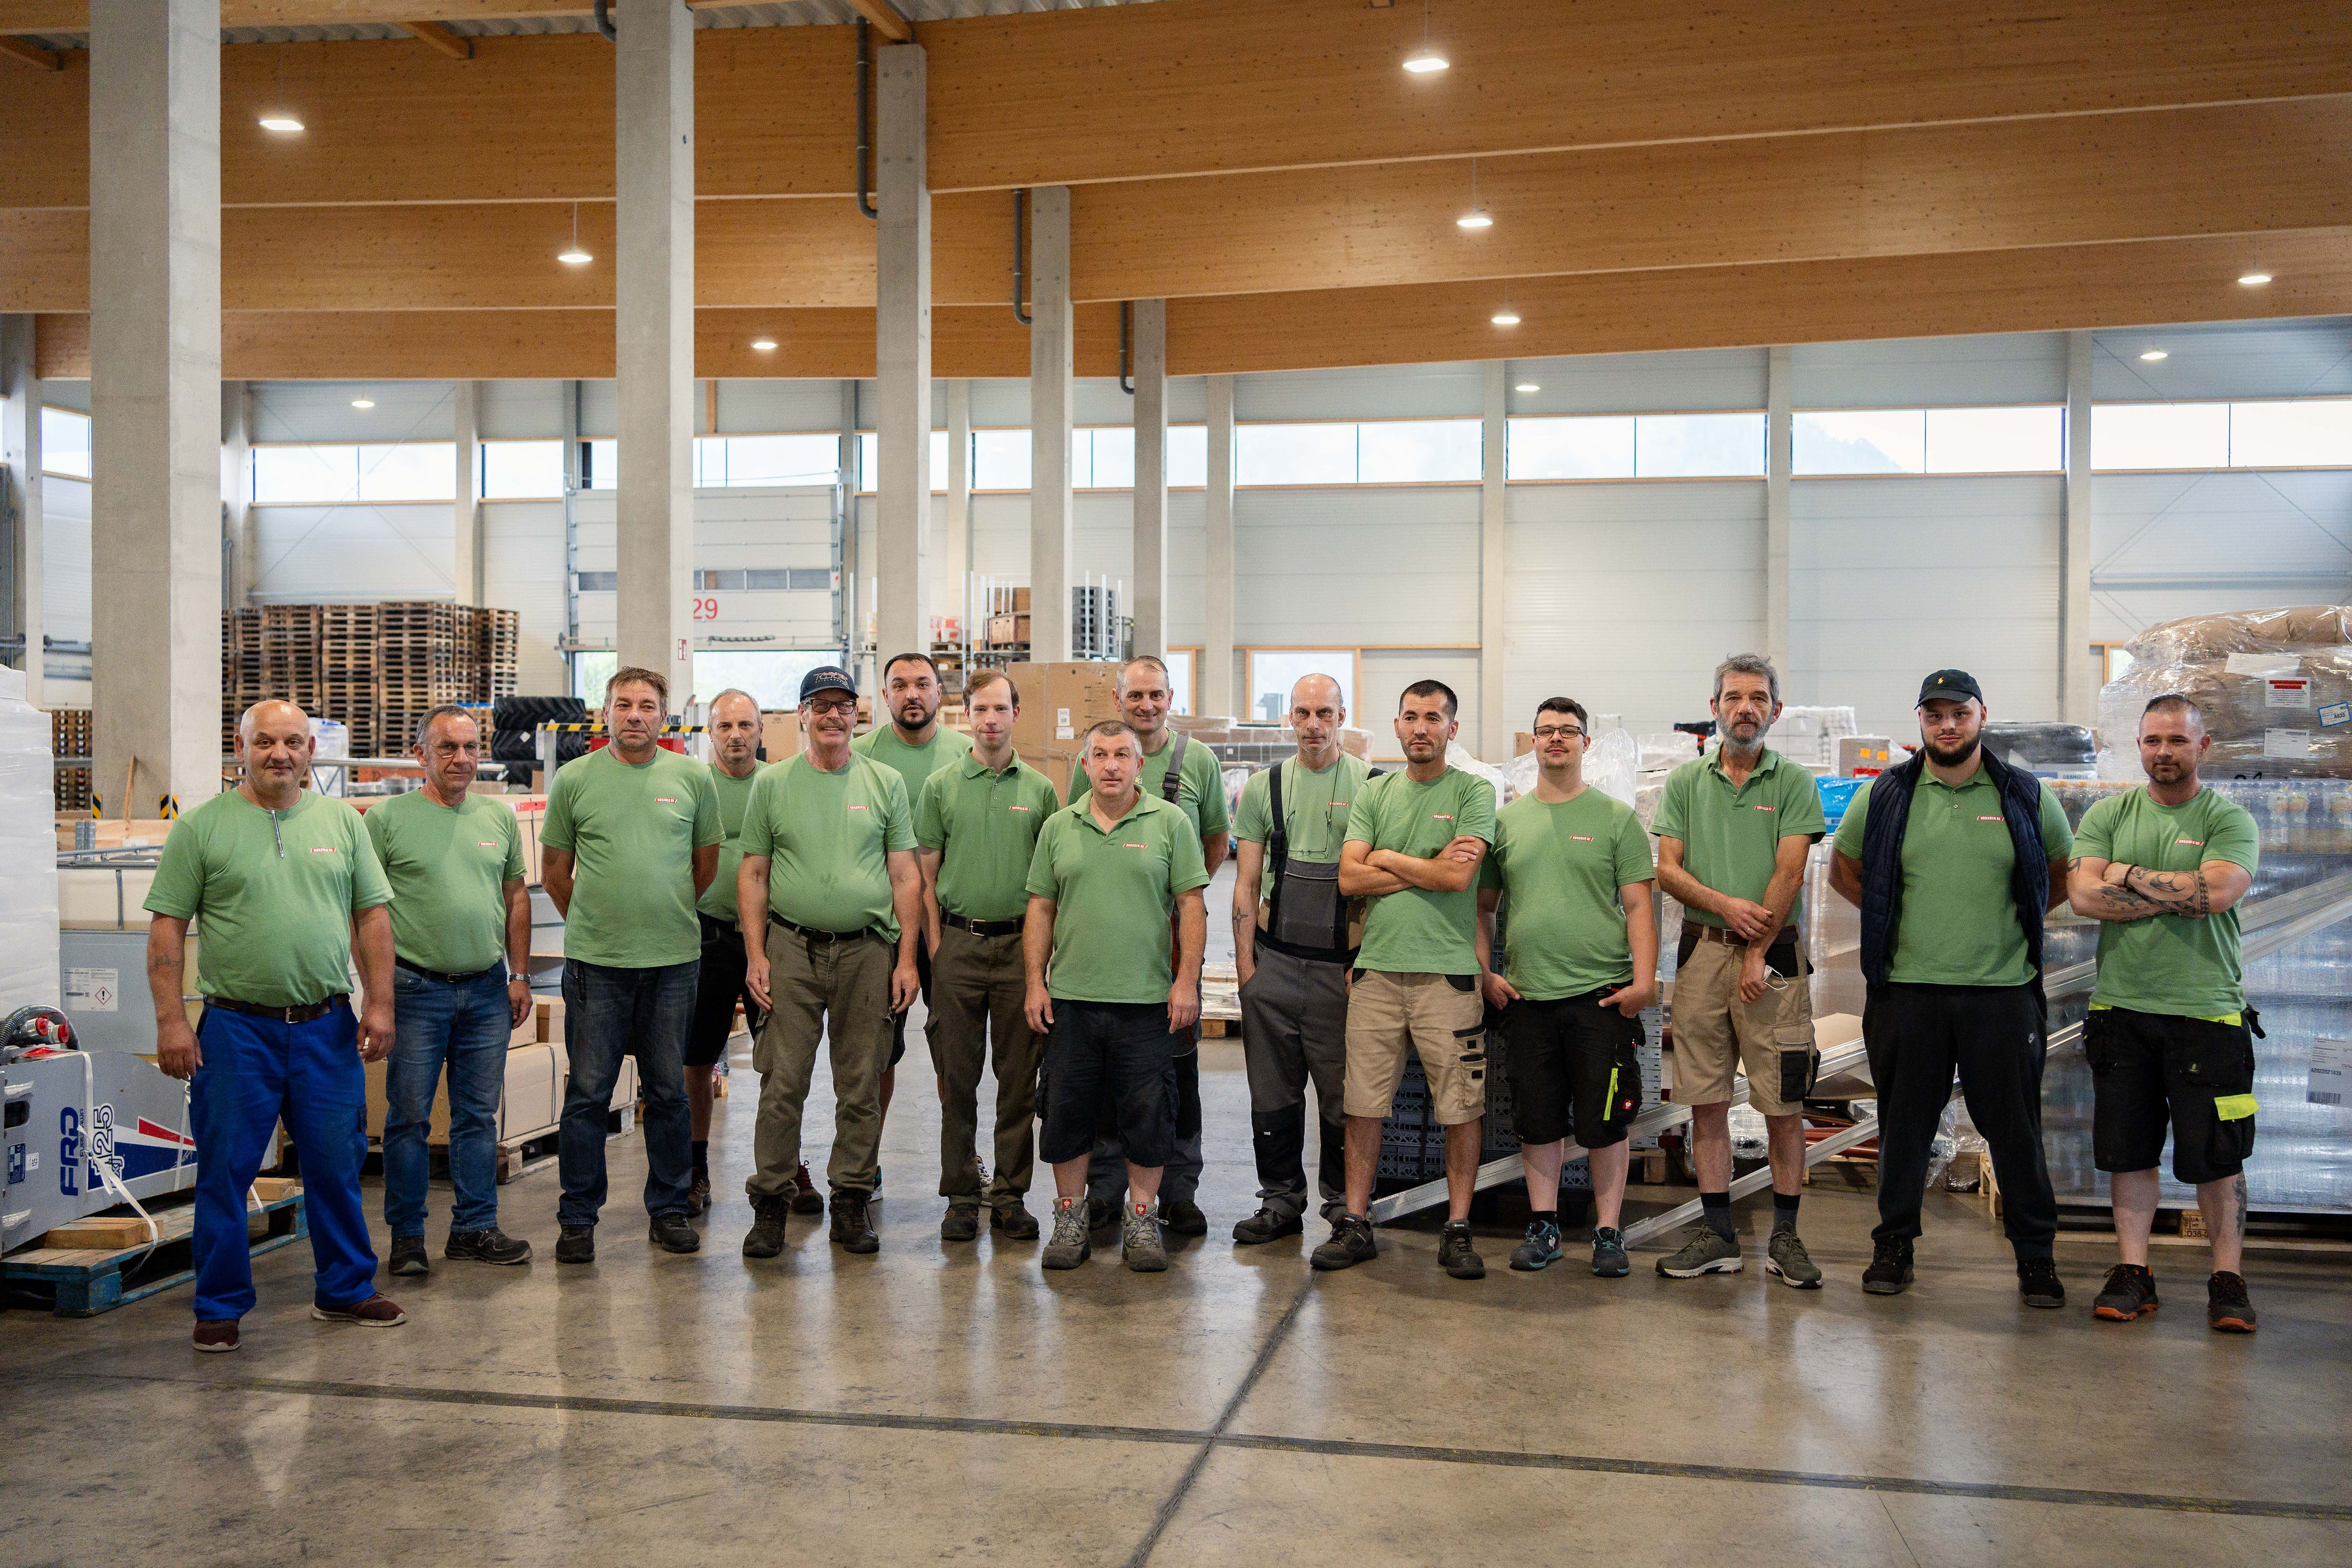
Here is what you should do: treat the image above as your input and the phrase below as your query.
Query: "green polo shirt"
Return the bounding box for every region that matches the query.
[1652,746,1826,929]
[696,760,767,924]
[1345,766,1498,977]
[2074,786,2261,1019]
[740,753,916,940]
[1833,769,2073,987]
[1232,753,1372,900]
[853,723,973,808]
[364,789,526,975]
[916,751,1062,923]
[542,745,724,970]
[1479,787,1656,1000]
[145,789,393,1009]
[1066,730,1232,843]
[1024,794,1211,1004]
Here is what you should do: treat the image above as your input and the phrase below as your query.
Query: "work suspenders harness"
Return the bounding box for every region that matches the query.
[1262,759,1356,964]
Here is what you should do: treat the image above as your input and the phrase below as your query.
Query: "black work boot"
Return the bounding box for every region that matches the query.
[649,1210,701,1254]
[387,1236,429,1277]
[445,1227,532,1265]
[830,1190,880,1254]
[555,1224,596,1264]
[742,1195,789,1259]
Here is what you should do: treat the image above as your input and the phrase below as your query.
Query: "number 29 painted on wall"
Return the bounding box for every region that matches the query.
[691,597,720,622]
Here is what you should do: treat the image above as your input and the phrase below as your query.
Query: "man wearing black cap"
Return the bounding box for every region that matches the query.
[735,666,923,1257]
[1831,670,2074,1307]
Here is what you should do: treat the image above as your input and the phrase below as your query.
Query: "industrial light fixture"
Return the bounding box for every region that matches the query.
[1403,0,1447,73]
[1492,282,1520,327]
[557,202,592,267]
[351,396,375,409]
[1456,159,1492,230]
[2139,349,2168,362]
[258,115,304,133]
[750,338,778,352]
[2239,271,2274,287]
[1514,382,1540,393]
[259,48,303,133]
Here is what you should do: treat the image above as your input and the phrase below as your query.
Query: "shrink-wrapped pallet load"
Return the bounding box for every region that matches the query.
[2096,605,2352,780]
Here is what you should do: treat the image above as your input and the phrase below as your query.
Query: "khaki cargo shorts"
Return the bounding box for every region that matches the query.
[1343,970,1490,1126]
[1672,932,1815,1117]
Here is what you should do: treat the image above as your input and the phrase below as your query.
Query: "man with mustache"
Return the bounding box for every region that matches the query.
[1831,670,2074,1307]
[681,689,768,1218]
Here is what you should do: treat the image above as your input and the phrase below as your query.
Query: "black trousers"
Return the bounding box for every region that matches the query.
[1864,982,2057,1260]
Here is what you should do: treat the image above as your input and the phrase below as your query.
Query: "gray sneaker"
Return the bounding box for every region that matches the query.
[1042,1200,1092,1270]
[1656,1225,1744,1277]
[1766,1229,1823,1289]
[1121,1205,1168,1273]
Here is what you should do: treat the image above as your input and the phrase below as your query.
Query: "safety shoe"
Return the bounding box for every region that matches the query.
[555,1224,596,1264]
[741,1196,789,1259]
[1862,1237,1914,1295]
[2208,1271,2259,1334]
[649,1210,702,1254]
[1160,1198,1209,1237]
[1086,1196,1118,1233]
[2018,1257,2066,1309]
[1439,1220,1486,1280]
[1311,1215,1377,1271]
[685,1173,712,1218]
[941,1200,982,1242]
[1042,1198,1092,1269]
[2093,1263,2159,1321]
[193,1318,240,1354]
[991,1201,1040,1240]
[1766,1230,1823,1290]
[830,1191,879,1254]
[1590,1226,1630,1278]
[446,1227,532,1266]
[1657,1226,1744,1278]
[1122,1205,1168,1273]
[1231,1207,1303,1245]
[1508,1218,1563,1272]
[312,1293,407,1328]
[387,1235,430,1277]
[790,1162,825,1215]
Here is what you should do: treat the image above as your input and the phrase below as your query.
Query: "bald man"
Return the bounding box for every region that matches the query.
[146,700,405,1352]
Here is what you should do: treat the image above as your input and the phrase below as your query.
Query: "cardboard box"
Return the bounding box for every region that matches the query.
[986,613,1032,646]
[1009,586,1032,613]
[760,711,804,762]
[508,994,566,1049]
[1009,661,1124,796]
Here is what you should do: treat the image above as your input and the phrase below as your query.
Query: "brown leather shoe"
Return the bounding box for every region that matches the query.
[193,1318,240,1353]
[311,1293,408,1327]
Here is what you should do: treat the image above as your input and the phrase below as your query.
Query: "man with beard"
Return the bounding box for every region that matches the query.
[1650,655,1826,1286]
[738,666,923,1257]
[2067,695,2262,1333]
[1831,670,2073,1307]
[854,653,974,1149]
[682,689,768,1217]
[1066,655,1230,1237]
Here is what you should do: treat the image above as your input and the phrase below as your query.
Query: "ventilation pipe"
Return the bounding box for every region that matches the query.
[855,20,878,221]
[1013,189,1032,325]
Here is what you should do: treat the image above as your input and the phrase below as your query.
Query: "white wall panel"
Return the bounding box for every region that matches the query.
[1507,348,1766,415]
[478,380,566,440]
[251,381,457,444]
[1791,334,2065,408]
[1235,486,1479,646]
[724,379,852,434]
[1360,647,1483,759]
[41,379,89,412]
[482,500,569,695]
[1235,363,1483,421]
[2089,468,2352,643]
[250,504,455,602]
[41,473,90,644]
[2091,318,2352,402]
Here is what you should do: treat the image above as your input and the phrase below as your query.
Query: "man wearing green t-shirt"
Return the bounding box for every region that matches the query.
[146,700,404,1350]
[683,689,767,1218]
[1316,679,1496,1280]
[738,666,923,1258]
[1230,673,1369,1244]
[918,670,1060,1241]
[2067,694,2262,1333]
[367,704,533,1277]
[1067,655,1231,1235]
[541,667,723,1264]
[1477,696,1656,1278]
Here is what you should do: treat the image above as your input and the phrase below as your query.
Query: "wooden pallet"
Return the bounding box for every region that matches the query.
[2,1188,308,1318]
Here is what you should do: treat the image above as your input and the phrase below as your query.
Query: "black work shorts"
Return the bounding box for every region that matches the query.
[687,913,759,1068]
[1038,1000,1179,1168]
[2086,1005,2259,1185]
[1501,990,1646,1149]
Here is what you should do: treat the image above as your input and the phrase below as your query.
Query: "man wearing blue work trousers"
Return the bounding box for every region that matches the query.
[146,699,406,1352]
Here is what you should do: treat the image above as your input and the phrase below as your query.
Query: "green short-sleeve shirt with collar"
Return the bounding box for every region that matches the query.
[144,788,393,1008]
[1833,768,2074,987]
[1232,753,1373,900]
[2074,785,2261,1018]
[1652,746,1826,929]
[1344,766,1499,976]
[740,752,917,939]
[1024,794,1211,1004]
[1478,787,1656,1000]
[364,788,526,975]
[853,723,973,808]
[1066,730,1232,843]
[541,745,724,969]
[696,759,767,924]
[916,751,1062,922]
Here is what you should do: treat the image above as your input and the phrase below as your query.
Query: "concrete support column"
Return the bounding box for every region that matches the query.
[1203,372,1235,717]
[1,316,42,704]
[2060,330,2096,725]
[1766,345,1793,681]
[1131,301,1168,658]
[90,0,220,813]
[874,42,931,665]
[452,378,480,606]
[220,381,250,609]
[945,377,971,640]
[613,0,694,711]
[1028,186,1074,662]
[1478,361,1507,757]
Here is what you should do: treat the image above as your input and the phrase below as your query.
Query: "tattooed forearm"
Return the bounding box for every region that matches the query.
[2125,864,2212,917]
[2234,1173,2248,1237]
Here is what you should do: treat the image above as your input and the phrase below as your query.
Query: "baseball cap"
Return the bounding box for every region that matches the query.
[1916,669,1984,708]
[798,665,858,702]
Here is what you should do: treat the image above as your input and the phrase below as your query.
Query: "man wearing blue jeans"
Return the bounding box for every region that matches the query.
[540,666,722,1263]
[367,704,536,1275]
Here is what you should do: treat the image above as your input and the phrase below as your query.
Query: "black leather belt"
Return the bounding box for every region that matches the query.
[395,956,504,987]
[1695,923,1801,949]
[204,994,347,1024]
[942,911,1023,939]
[768,913,881,944]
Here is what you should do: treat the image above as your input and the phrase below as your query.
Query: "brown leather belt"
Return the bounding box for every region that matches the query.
[1695,923,1800,949]
[204,994,347,1024]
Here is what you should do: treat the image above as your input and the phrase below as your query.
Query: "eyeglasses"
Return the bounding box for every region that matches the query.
[804,698,857,717]
[1531,725,1585,741]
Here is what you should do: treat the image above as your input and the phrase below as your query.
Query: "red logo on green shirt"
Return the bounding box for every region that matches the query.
[1432,814,1454,821]
[849,804,868,811]
[2176,838,2205,846]
[1010,805,1032,813]
[1753,804,1774,811]
[1123,843,1146,849]
[307,845,336,853]
[1571,835,1595,842]
[1977,815,2002,821]
[654,796,678,804]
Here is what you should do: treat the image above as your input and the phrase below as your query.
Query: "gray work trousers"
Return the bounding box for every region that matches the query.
[1238,943,1350,1222]
[927,924,1043,1202]
[746,925,894,1200]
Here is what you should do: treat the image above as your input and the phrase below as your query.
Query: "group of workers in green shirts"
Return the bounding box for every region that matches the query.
[146,647,2268,1352]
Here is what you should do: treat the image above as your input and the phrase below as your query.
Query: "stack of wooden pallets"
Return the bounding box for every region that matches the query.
[220,601,521,761]
[50,706,91,811]
[319,602,381,759]
[261,604,323,716]
[465,606,521,704]
[378,599,463,756]
[221,609,263,755]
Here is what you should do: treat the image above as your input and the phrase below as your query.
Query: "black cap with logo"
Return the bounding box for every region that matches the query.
[798,665,858,702]
[1916,668,1984,708]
